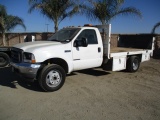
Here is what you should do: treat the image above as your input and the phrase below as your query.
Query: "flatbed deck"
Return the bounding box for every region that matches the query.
[110,47,144,53]
[110,47,151,57]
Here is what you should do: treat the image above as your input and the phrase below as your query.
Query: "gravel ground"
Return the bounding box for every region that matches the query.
[0,58,160,120]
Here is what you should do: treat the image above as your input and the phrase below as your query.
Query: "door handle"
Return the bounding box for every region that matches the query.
[98,47,101,52]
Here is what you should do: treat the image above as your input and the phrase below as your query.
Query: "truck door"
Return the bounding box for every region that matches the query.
[72,29,103,70]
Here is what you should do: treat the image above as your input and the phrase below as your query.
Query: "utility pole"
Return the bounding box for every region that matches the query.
[45,24,49,32]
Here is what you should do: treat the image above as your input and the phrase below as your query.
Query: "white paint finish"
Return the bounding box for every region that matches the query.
[71,27,103,71]
[110,50,153,58]
[13,41,61,52]
[112,56,127,71]
[141,53,151,62]
[12,25,155,74]
[72,45,102,70]
[13,41,74,73]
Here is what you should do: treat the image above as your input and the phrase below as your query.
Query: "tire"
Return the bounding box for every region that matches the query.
[126,56,140,72]
[38,64,66,92]
[0,52,10,67]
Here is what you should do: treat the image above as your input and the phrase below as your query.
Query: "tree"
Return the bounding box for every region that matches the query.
[151,22,160,34]
[82,0,142,25]
[0,4,26,46]
[28,0,80,32]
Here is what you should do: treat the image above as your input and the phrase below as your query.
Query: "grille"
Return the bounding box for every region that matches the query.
[11,47,23,63]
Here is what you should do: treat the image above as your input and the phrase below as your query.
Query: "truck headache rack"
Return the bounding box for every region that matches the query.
[95,24,111,59]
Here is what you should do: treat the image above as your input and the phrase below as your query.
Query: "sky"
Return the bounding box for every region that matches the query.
[0,0,160,34]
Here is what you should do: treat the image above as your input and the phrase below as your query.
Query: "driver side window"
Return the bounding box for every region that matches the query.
[76,29,98,44]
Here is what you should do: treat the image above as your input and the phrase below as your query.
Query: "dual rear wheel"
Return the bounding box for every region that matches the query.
[126,56,140,72]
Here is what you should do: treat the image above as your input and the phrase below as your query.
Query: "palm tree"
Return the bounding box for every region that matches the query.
[0,4,26,46]
[151,22,160,34]
[82,0,142,25]
[28,0,80,32]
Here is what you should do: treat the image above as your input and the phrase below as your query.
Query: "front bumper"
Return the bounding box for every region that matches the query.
[11,62,41,79]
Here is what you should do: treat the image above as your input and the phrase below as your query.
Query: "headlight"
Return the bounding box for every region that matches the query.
[23,52,36,63]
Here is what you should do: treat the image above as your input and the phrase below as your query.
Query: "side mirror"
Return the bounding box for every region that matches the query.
[74,37,88,47]
[82,37,88,47]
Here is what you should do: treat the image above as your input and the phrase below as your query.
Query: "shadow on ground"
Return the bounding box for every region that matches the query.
[77,68,110,76]
[0,67,111,92]
[0,67,43,92]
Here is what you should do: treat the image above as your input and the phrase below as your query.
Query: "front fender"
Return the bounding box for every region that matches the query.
[33,49,73,73]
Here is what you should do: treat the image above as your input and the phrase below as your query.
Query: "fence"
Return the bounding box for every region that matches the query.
[0,32,53,46]
[0,32,160,58]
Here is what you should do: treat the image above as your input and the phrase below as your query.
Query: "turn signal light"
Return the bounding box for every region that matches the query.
[84,24,93,27]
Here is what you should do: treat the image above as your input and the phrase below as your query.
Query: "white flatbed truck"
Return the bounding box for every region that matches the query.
[10,24,155,92]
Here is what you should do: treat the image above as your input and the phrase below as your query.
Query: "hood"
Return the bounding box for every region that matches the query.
[13,41,62,52]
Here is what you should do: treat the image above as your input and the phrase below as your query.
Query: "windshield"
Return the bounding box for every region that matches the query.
[48,28,80,42]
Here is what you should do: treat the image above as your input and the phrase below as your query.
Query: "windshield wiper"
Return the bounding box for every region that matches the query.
[49,39,61,42]
[49,39,71,43]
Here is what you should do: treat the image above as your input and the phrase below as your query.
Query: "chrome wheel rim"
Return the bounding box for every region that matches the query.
[133,59,139,70]
[46,70,61,87]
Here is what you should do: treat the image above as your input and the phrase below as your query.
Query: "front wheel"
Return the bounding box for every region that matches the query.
[126,56,140,72]
[38,64,66,92]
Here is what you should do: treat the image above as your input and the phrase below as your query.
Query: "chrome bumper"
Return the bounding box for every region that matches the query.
[11,62,41,79]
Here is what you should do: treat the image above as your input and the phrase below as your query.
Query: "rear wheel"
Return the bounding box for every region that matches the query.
[38,64,66,92]
[0,52,10,67]
[126,56,140,72]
